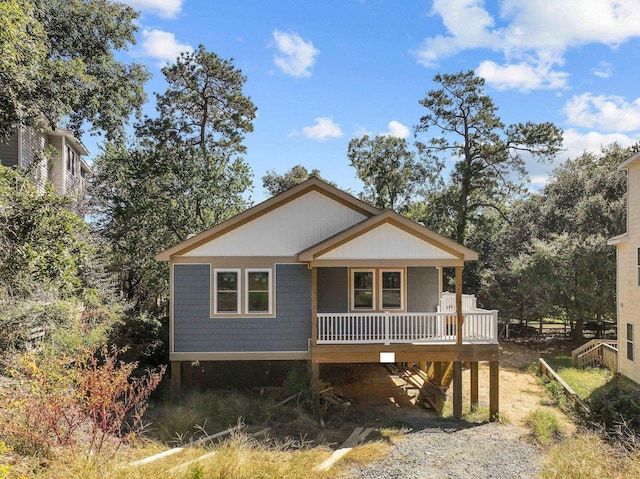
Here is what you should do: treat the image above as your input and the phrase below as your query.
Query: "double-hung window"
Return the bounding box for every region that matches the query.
[214,269,240,314]
[352,269,375,310]
[246,269,272,314]
[380,270,403,310]
[637,247,640,286]
[628,323,635,362]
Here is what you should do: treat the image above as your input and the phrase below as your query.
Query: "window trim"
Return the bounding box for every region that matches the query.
[351,269,376,311]
[379,268,405,311]
[627,322,634,362]
[245,268,273,315]
[213,268,241,314]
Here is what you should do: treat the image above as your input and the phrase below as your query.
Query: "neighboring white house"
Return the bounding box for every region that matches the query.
[0,124,91,200]
[608,150,640,384]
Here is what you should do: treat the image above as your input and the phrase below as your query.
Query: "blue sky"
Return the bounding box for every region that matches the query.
[97,0,640,202]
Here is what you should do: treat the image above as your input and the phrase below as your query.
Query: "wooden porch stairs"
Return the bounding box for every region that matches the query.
[397,362,454,413]
[572,339,618,369]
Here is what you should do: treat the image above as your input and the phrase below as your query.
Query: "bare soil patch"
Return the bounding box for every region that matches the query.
[320,340,575,432]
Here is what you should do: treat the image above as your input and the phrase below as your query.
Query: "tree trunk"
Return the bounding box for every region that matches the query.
[572,317,584,342]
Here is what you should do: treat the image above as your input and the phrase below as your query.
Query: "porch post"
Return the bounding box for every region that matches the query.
[311,266,318,347]
[310,266,320,406]
[455,266,463,345]
[470,361,479,410]
[489,360,499,421]
[453,361,463,420]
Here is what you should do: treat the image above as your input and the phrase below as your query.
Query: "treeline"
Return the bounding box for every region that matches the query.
[1,0,631,364]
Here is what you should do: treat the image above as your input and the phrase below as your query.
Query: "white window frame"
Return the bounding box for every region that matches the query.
[379,268,404,311]
[351,269,376,311]
[628,323,634,362]
[245,268,273,314]
[637,247,640,286]
[213,268,241,314]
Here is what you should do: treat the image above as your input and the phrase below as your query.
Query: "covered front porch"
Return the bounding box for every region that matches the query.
[298,211,500,420]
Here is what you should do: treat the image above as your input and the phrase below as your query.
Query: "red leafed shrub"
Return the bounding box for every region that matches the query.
[0,346,165,458]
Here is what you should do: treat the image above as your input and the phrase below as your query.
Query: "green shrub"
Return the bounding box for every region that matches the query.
[589,377,640,433]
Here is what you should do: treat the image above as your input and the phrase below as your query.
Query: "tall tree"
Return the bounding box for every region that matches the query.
[347,135,428,211]
[92,47,255,308]
[262,165,326,196]
[481,143,629,339]
[0,0,148,141]
[414,71,563,243]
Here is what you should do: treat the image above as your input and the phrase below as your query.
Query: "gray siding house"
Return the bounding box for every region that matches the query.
[0,125,91,199]
[157,177,500,418]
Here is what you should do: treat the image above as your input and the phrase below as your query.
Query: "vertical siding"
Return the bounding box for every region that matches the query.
[317,267,348,313]
[407,267,439,312]
[619,163,640,382]
[184,191,368,257]
[173,264,311,353]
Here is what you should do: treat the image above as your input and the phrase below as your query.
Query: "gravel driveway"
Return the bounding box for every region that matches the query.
[350,420,542,479]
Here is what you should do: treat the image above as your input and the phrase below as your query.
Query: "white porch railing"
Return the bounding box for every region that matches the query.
[438,292,480,313]
[316,311,498,345]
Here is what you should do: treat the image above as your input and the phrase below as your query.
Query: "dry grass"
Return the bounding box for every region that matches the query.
[541,431,640,479]
[6,432,383,478]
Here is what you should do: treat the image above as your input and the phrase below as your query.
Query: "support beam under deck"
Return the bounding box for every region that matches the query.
[489,360,499,421]
[453,361,463,420]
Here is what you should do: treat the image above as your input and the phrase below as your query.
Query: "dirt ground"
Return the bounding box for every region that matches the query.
[320,340,576,433]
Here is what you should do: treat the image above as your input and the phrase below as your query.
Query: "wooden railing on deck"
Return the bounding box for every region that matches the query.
[316,311,498,345]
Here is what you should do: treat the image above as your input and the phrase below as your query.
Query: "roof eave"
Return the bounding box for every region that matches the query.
[607,232,628,245]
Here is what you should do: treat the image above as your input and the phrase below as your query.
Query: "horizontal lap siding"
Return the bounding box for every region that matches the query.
[173,264,311,353]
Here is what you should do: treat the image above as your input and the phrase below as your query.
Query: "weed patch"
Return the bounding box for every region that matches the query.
[525,409,563,446]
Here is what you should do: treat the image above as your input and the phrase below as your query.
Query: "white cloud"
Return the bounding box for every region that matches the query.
[414,0,498,67]
[301,117,343,140]
[415,0,640,90]
[593,61,613,78]
[272,31,319,78]
[529,175,549,188]
[383,121,411,139]
[561,128,638,160]
[564,93,640,132]
[121,0,184,19]
[477,60,569,91]
[141,29,192,65]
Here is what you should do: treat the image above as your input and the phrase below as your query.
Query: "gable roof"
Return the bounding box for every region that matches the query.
[157,176,479,264]
[298,210,478,264]
[618,150,640,170]
[156,177,380,261]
